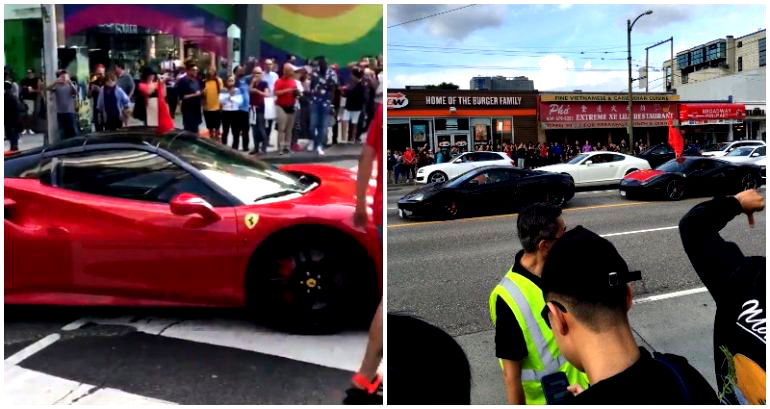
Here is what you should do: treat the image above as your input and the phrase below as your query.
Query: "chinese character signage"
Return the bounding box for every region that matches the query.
[539,102,676,129]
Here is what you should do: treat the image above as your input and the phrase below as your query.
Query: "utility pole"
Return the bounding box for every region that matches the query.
[644,37,674,93]
[627,10,653,150]
[41,4,58,145]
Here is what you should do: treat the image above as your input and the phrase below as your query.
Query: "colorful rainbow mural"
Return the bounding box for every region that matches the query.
[260,4,382,65]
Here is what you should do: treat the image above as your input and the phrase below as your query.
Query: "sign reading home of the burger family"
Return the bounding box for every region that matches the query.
[425,96,523,106]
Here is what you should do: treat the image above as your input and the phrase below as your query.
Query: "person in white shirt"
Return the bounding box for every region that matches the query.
[263,58,280,147]
[219,75,244,149]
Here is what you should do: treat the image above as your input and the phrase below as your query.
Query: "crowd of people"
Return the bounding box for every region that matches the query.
[4,54,383,155]
[387,139,654,184]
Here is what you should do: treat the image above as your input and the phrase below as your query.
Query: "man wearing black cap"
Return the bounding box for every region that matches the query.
[679,189,765,404]
[488,203,588,404]
[540,226,719,404]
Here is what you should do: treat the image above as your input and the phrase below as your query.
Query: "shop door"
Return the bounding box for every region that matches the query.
[436,132,470,152]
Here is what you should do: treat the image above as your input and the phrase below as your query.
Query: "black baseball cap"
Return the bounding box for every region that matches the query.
[541,226,641,305]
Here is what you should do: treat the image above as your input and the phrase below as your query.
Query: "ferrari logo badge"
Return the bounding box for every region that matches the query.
[306,278,317,288]
[244,213,259,229]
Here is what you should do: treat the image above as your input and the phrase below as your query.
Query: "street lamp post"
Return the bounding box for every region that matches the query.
[627,10,653,150]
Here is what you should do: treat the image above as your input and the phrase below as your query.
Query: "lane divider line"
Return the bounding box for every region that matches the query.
[388,201,649,228]
[4,333,61,368]
[601,226,679,237]
[634,287,709,304]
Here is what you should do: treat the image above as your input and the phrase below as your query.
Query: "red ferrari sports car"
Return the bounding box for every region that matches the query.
[5,129,381,332]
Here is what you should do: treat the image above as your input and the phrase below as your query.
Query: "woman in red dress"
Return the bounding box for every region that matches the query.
[137,67,174,134]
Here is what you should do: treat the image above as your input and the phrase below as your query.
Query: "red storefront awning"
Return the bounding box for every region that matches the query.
[679,103,746,121]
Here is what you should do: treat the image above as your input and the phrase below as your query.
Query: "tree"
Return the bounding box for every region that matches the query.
[426,82,460,90]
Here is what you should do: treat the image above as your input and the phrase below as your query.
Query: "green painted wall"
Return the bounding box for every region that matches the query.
[4,18,43,81]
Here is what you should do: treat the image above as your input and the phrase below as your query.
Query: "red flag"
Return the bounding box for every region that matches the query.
[668,115,684,158]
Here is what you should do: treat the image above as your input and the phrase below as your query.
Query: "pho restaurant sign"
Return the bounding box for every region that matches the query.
[540,93,680,102]
[540,101,677,129]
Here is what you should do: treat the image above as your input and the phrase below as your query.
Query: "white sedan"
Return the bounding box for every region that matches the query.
[718,145,766,164]
[701,140,765,157]
[416,151,513,184]
[537,151,651,187]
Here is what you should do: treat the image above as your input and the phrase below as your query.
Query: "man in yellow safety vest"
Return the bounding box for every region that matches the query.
[489,203,588,404]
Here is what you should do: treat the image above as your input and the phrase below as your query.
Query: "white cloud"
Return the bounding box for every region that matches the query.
[388,4,508,41]
[558,4,573,10]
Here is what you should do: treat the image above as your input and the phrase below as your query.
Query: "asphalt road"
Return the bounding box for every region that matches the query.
[387,183,766,403]
[5,158,369,405]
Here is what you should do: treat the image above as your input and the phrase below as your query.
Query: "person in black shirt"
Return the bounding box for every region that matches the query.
[344,67,365,143]
[679,190,766,404]
[19,69,40,135]
[540,226,719,404]
[176,62,203,134]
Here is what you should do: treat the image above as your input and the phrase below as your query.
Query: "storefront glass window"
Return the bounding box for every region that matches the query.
[410,119,433,151]
[493,118,513,148]
[471,118,491,149]
[387,119,411,153]
[435,118,469,131]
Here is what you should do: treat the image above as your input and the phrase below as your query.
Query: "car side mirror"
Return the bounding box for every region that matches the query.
[467,179,479,186]
[751,152,760,157]
[584,161,593,166]
[453,159,462,164]
[170,193,221,222]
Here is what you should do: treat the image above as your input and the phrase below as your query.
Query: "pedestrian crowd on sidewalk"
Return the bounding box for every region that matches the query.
[386,139,651,184]
[5,54,382,156]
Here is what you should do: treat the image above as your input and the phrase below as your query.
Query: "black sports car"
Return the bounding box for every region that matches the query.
[620,157,764,201]
[636,143,702,169]
[397,165,575,220]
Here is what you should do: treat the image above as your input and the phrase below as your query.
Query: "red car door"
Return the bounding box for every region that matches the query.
[15,148,244,306]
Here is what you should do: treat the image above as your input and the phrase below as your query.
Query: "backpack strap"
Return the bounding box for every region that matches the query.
[653,352,692,404]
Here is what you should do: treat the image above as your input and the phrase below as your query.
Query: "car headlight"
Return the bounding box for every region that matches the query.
[417,168,426,174]
[411,193,425,201]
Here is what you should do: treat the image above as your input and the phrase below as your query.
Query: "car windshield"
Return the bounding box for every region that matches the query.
[703,142,729,152]
[727,147,755,157]
[160,136,310,203]
[657,158,692,173]
[567,154,589,165]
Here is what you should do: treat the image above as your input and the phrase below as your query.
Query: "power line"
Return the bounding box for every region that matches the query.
[388,4,477,29]
[389,62,632,72]
[390,44,633,55]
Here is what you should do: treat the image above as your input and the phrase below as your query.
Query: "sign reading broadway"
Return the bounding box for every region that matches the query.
[539,102,677,129]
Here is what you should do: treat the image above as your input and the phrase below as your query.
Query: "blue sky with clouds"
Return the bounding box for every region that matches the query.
[388,3,766,91]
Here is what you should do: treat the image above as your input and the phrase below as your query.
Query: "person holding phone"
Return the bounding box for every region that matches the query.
[540,226,718,404]
[219,75,243,148]
[489,204,588,404]
[47,70,78,139]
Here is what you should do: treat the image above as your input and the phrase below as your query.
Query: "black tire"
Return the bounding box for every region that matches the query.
[740,173,759,191]
[546,190,566,207]
[428,171,448,184]
[245,227,379,334]
[442,199,461,219]
[665,179,685,201]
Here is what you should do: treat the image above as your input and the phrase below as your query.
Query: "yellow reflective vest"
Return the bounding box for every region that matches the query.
[489,269,589,404]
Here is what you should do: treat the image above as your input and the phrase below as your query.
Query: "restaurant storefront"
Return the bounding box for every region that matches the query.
[538,92,680,148]
[678,103,751,145]
[387,89,538,153]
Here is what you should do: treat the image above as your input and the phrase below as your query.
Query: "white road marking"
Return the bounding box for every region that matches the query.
[634,287,709,304]
[4,366,174,405]
[74,316,367,373]
[4,333,61,368]
[601,226,679,237]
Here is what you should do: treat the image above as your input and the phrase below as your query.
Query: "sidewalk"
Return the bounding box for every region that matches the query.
[458,289,717,404]
[5,116,363,164]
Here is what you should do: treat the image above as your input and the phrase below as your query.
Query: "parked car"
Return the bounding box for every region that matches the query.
[398,165,574,220]
[4,128,381,333]
[637,143,702,169]
[620,157,764,201]
[700,140,765,157]
[537,151,650,187]
[719,145,766,164]
[415,151,513,184]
